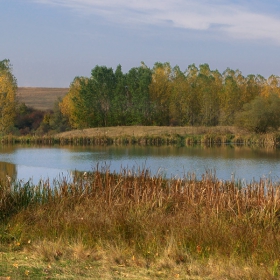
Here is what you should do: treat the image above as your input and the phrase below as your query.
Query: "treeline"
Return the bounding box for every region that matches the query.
[0,59,69,136]
[60,62,280,133]
[1,60,280,136]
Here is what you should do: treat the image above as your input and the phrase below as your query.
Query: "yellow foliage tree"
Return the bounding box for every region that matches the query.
[169,66,189,125]
[59,76,89,129]
[149,62,173,125]
[0,60,17,134]
[261,75,280,97]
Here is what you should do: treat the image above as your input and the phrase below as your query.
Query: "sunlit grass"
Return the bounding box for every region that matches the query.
[1,167,280,279]
[1,125,280,148]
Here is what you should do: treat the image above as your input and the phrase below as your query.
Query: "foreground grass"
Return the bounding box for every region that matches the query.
[0,249,273,279]
[1,168,280,279]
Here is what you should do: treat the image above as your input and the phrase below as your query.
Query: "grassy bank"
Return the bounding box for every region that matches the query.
[1,126,280,147]
[1,168,280,279]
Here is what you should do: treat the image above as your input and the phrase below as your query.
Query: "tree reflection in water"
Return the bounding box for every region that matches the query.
[0,161,16,182]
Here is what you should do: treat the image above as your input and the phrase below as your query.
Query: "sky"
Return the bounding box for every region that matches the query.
[1,0,280,87]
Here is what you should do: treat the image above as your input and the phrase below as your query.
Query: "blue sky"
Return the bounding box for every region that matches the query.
[1,0,280,87]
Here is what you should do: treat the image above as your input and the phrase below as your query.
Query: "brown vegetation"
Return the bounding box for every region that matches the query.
[1,125,278,147]
[17,87,68,111]
[56,125,245,138]
[1,168,280,279]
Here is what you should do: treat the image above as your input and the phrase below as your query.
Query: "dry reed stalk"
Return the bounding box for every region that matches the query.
[3,167,280,272]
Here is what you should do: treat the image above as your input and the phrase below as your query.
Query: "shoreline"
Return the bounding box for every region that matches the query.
[0,125,279,147]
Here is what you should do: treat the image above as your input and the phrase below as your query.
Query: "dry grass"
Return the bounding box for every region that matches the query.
[17,87,68,111]
[0,248,273,279]
[0,127,275,146]
[56,125,245,138]
[1,168,280,279]
[55,125,266,146]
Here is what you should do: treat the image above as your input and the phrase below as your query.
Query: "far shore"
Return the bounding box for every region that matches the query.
[55,125,247,138]
[1,126,278,146]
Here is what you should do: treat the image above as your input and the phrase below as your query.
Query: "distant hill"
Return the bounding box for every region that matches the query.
[17,87,69,111]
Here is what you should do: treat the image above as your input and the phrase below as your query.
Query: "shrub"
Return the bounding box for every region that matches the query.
[235,93,280,133]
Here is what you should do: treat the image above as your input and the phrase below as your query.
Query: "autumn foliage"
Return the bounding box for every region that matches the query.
[60,62,280,132]
[0,59,17,134]
[1,60,280,135]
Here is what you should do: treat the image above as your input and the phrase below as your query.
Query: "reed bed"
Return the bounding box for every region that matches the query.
[1,132,280,147]
[1,168,280,278]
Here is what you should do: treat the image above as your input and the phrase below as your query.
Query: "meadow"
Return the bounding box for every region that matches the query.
[1,167,280,279]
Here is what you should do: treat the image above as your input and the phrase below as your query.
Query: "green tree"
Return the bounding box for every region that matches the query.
[89,65,116,126]
[0,59,17,134]
[126,63,153,125]
[111,64,127,125]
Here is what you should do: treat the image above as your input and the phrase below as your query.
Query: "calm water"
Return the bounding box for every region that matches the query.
[0,144,280,184]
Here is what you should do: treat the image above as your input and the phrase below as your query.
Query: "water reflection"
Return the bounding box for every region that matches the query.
[0,161,17,181]
[0,144,279,184]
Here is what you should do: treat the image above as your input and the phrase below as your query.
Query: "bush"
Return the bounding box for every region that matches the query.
[235,93,280,133]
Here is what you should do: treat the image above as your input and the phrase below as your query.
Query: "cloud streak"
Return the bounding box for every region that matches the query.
[32,0,280,44]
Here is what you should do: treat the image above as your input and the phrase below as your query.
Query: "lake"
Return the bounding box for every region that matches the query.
[0,144,280,184]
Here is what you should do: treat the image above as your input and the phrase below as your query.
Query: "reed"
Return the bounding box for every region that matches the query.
[2,134,278,148]
[1,168,280,278]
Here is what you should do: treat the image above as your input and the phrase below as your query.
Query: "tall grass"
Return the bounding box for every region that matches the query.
[1,168,280,278]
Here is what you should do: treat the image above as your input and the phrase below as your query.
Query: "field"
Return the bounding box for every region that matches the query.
[17,87,68,111]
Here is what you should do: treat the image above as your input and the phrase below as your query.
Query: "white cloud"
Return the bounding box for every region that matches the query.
[32,0,280,44]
